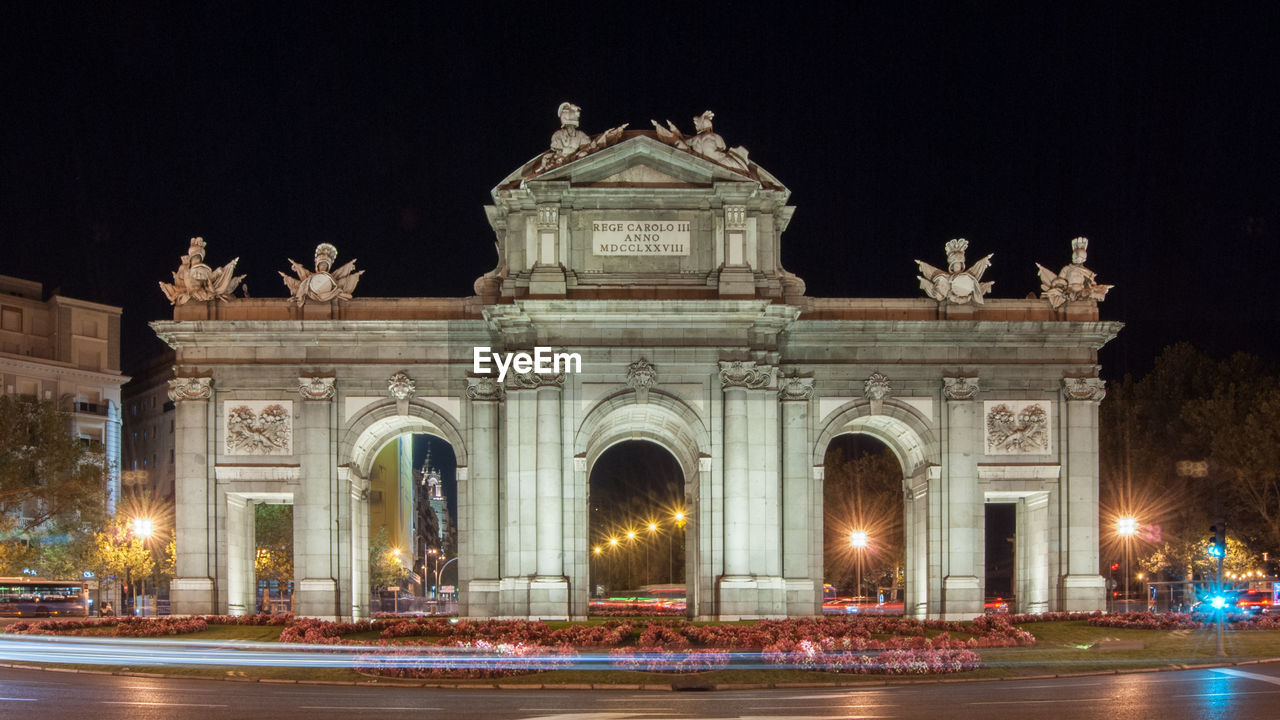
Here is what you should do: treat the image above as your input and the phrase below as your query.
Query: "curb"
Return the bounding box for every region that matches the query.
[4,656,1280,691]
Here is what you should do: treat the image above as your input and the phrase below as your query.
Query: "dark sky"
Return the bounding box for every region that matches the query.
[3,5,1277,378]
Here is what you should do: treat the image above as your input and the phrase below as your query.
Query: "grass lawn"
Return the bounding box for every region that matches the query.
[8,619,1280,687]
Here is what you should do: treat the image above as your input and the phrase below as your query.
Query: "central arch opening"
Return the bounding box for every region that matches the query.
[587,440,686,616]
[366,433,457,614]
[823,434,905,614]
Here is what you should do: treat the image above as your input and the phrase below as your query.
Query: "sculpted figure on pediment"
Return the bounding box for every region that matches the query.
[916,238,994,305]
[1036,237,1113,310]
[159,237,245,305]
[280,243,364,305]
[651,110,751,173]
[533,102,629,174]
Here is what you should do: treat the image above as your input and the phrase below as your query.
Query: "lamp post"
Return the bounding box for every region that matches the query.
[435,557,457,611]
[425,547,440,602]
[131,517,154,616]
[626,530,637,589]
[1118,517,1137,612]
[608,537,619,590]
[672,511,684,585]
[647,522,659,586]
[850,530,868,603]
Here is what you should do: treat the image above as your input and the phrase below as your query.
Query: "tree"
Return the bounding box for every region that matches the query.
[254,504,293,592]
[84,521,154,610]
[0,395,107,533]
[1141,535,1259,584]
[368,526,408,592]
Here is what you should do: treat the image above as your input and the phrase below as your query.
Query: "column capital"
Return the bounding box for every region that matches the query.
[506,371,565,391]
[719,360,773,390]
[1062,377,1106,402]
[466,376,506,402]
[536,203,559,230]
[942,376,980,401]
[168,376,212,402]
[777,375,814,401]
[298,376,336,401]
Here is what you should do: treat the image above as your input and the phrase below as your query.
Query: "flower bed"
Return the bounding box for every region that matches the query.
[1087,611,1280,631]
[761,639,981,674]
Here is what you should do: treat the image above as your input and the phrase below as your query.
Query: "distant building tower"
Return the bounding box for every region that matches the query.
[419,453,450,544]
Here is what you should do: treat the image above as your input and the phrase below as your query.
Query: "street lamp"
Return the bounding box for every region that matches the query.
[1117,517,1138,612]
[132,517,154,616]
[850,530,869,602]
[646,522,659,585]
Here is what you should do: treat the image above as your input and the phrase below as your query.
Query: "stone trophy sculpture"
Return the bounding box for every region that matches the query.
[1035,237,1112,310]
[915,238,994,305]
[159,237,245,305]
[280,242,364,305]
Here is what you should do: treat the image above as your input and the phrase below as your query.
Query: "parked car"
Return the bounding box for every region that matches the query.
[1235,590,1274,614]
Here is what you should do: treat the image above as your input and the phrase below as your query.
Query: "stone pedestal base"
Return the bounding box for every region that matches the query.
[294,578,338,620]
[1059,574,1106,612]
[464,579,501,618]
[785,578,820,616]
[529,576,570,620]
[171,577,215,616]
[717,575,787,619]
[528,265,567,296]
[717,267,755,298]
[940,575,982,620]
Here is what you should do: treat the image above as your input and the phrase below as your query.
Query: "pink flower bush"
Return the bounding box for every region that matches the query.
[761,639,981,674]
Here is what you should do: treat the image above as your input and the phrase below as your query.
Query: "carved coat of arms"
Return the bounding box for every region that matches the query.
[984,401,1050,455]
[225,402,293,455]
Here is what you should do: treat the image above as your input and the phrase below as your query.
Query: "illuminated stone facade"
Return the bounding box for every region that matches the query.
[156,113,1119,620]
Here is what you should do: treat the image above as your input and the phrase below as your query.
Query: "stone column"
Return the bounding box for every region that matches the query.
[225,495,255,616]
[719,362,762,578]
[295,377,338,619]
[535,378,564,579]
[169,375,216,616]
[464,377,504,616]
[941,377,982,620]
[1060,377,1107,611]
[778,375,816,614]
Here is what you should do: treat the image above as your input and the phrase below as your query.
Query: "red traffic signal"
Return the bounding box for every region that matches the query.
[1110,562,1120,572]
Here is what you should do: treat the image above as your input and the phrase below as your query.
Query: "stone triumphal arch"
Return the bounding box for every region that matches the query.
[155,105,1120,620]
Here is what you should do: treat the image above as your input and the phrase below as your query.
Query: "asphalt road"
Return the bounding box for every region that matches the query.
[3,662,1280,720]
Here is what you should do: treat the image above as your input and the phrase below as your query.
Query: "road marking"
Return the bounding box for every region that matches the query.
[1173,691,1280,698]
[0,697,37,702]
[1213,668,1280,686]
[102,701,227,707]
[987,682,1101,690]
[968,697,1107,705]
[302,702,442,707]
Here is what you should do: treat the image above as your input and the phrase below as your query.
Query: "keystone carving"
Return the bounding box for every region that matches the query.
[626,359,659,392]
[864,372,892,401]
[387,371,416,401]
[1062,377,1107,402]
[719,361,773,390]
[298,376,336,401]
[168,375,212,402]
[942,376,980,401]
[466,376,506,402]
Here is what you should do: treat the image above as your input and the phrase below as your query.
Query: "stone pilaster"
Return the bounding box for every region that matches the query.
[1060,377,1106,611]
[940,376,982,620]
[719,361,769,578]
[295,377,339,619]
[168,375,216,616]
[529,204,567,295]
[778,375,817,615]
[463,377,504,616]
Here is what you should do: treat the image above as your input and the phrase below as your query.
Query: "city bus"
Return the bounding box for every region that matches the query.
[0,578,90,617]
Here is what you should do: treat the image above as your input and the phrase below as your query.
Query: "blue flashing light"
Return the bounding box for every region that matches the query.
[1208,542,1225,557]
[1211,595,1227,610]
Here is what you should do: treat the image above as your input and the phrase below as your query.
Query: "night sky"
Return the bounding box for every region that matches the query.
[3,5,1278,378]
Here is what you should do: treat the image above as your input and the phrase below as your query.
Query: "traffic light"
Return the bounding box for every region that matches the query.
[1110,562,1120,573]
[1208,522,1227,557]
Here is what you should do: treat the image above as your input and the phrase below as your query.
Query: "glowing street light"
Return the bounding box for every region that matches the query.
[130,517,155,616]
[850,530,869,601]
[1117,517,1138,610]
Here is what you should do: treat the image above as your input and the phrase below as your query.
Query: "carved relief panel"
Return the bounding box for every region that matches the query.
[983,400,1051,455]
[223,400,294,456]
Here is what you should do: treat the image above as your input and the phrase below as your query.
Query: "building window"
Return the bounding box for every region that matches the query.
[0,306,20,332]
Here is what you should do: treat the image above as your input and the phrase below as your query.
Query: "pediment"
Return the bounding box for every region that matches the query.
[503,135,776,190]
